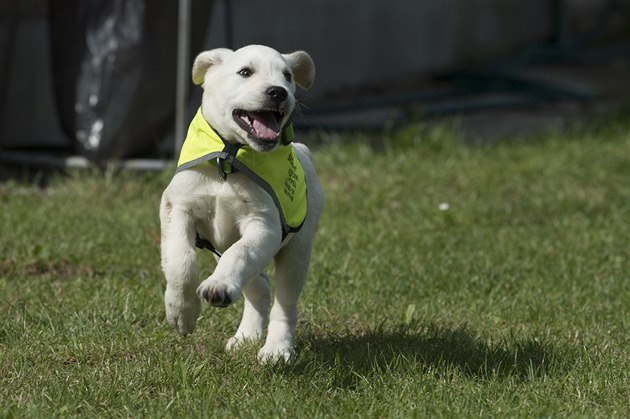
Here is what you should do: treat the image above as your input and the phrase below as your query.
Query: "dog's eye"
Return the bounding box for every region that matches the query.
[283,71,292,82]
[238,67,253,78]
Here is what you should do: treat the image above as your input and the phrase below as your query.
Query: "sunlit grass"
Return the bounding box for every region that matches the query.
[1,113,628,416]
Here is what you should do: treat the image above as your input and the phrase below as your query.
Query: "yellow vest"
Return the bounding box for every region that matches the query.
[176,109,307,236]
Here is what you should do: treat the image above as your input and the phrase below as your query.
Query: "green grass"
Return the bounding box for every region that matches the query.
[1,113,629,417]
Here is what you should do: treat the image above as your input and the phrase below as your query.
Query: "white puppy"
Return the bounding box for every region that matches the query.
[160,45,323,362]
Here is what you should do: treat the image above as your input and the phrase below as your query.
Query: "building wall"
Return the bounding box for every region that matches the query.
[204,0,554,98]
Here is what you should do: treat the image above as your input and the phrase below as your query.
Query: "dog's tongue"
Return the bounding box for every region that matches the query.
[249,112,279,139]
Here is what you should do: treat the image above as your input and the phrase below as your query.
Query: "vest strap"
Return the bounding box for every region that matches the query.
[217,142,242,181]
[195,232,222,258]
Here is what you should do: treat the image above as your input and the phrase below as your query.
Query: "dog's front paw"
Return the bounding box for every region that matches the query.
[258,344,294,364]
[196,276,240,308]
[164,287,200,336]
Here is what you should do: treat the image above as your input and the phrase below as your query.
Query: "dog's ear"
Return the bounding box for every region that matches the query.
[192,48,233,85]
[283,51,316,91]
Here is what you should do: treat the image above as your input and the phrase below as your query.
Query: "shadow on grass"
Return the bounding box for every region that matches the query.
[292,322,561,388]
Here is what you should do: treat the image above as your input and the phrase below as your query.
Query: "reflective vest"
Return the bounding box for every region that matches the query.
[176,108,307,237]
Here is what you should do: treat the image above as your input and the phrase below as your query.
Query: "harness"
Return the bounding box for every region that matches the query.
[176,109,308,257]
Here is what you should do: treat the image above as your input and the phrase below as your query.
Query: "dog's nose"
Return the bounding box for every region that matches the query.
[266,86,288,104]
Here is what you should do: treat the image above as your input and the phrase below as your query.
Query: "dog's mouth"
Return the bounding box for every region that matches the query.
[233,109,285,142]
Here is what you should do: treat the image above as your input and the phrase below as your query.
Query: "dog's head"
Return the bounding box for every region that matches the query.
[192,45,315,152]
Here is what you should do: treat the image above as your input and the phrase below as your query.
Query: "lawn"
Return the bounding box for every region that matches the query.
[1,113,628,417]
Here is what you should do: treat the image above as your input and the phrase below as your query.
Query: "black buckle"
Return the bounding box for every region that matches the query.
[217,144,240,181]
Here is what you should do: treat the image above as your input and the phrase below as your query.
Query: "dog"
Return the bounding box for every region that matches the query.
[160,45,323,363]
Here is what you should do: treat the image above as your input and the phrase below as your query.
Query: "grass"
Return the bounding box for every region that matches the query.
[1,112,629,417]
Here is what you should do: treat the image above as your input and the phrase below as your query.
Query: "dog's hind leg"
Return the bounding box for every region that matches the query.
[258,236,313,363]
[160,199,201,336]
[226,272,271,351]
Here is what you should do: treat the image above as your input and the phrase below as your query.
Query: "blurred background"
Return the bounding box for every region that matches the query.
[0,0,629,169]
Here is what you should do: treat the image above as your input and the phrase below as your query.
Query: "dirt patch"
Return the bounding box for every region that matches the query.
[0,260,11,276]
